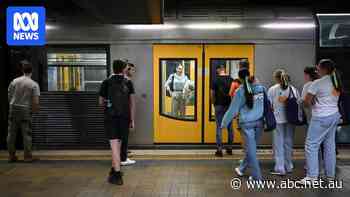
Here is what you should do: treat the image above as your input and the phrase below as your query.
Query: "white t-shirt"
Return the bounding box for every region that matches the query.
[268,84,300,124]
[308,75,339,117]
[301,81,313,100]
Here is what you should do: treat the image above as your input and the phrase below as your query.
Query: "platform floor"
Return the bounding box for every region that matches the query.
[1,150,350,196]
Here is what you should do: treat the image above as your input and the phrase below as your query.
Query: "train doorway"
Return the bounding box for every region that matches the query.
[153,44,255,144]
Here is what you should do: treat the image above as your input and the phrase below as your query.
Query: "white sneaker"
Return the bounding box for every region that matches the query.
[234,167,244,177]
[296,177,318,185]
[121,158,136,166]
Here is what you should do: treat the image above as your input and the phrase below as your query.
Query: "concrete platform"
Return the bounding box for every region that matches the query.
[1,150,350,196]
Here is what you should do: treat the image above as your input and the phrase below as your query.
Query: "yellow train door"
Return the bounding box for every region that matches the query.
[203,44,255,144]
[153,44,254,144]
[153,44,203,143]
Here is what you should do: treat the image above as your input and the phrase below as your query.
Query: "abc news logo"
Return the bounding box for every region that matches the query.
[13,12,39,40]
[7,7,46,46]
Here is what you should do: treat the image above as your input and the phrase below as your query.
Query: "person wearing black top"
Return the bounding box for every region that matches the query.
[98,60,135,185]
[211,65,234,157]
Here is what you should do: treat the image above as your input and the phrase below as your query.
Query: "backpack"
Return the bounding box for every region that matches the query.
[166,74,175,97]
[338,91,350,125]
[263,90,276,132]
[286,86,306,125]
[216,77,232,105]
[106,76,130,118]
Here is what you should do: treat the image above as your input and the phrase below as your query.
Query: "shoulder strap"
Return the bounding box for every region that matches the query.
[288,86,295,98]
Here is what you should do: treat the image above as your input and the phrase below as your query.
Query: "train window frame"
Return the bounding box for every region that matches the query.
[209,58,248,122]
[46,45,110,92]
[159,58,198,122]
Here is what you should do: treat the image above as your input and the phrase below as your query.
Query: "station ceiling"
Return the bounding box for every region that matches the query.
[0,0,349,25]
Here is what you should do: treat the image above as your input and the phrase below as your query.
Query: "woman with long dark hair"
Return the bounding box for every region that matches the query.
[221,60,265,180]
[299,59,342,184]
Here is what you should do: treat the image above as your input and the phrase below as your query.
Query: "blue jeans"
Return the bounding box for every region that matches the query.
[215,105,233,150]
[305,112,340,178]
[238,119,264,180]
[273,123,295,174]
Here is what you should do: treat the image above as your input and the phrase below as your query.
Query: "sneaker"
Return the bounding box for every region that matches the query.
[296,177,318,186]
[109,168,124,177]
[248,176,263,183]
[226,149,233,155]
[215,150,223,157]
[270,170,286,176]
[234,167,244,177]
[121,158,136,166]
[108,170,123,185]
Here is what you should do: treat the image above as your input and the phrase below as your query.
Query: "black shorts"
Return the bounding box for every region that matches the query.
[104,116,129,140]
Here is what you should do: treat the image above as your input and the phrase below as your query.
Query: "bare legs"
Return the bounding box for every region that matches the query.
[110,139,122,171]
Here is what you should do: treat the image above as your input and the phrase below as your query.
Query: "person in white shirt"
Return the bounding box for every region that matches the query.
[298,59,342,184]
[165,64,189,117]
[268,69,300,175]
[301,67,319,121]
[301,66,321,171]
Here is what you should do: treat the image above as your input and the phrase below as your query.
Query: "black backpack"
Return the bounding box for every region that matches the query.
[216,77,232,104]
[106,76,130,118]
[263,90,276,131]
[166,74,175,97]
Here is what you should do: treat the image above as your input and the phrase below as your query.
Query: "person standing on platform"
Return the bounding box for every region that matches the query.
[268,69,300,176]
[298,59,342,184]
[99,60,135,185]
[7,60,40,163]
[121,62,136,166]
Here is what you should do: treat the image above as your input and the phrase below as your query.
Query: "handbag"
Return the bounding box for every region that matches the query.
[286,87,306,125]
[263,90,276,131]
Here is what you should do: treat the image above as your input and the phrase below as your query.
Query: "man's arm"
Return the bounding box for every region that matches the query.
[210,89,215,105]
[164,74,173,94]
[8,81,14,103]
[32,96,40,113]
[99,96,105,107]
[129,94,136,129]
[32,83,40,113]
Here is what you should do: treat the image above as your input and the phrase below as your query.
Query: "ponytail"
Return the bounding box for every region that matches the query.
[239,68,254,109]
[319,59,343,92]
[331,69,342,92]
[273,69,289,90]
[280,72,289,90]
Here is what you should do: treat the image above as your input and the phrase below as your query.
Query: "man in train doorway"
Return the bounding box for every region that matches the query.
[7,60,40,162]
[211,64,234,157]
[165,64,189,118]
[121,62,136,166]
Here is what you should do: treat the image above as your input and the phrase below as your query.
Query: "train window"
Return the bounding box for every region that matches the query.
[209,58,246,121]
[47,53,107,91]
[317,14,350,47]
[160,59,197,121]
